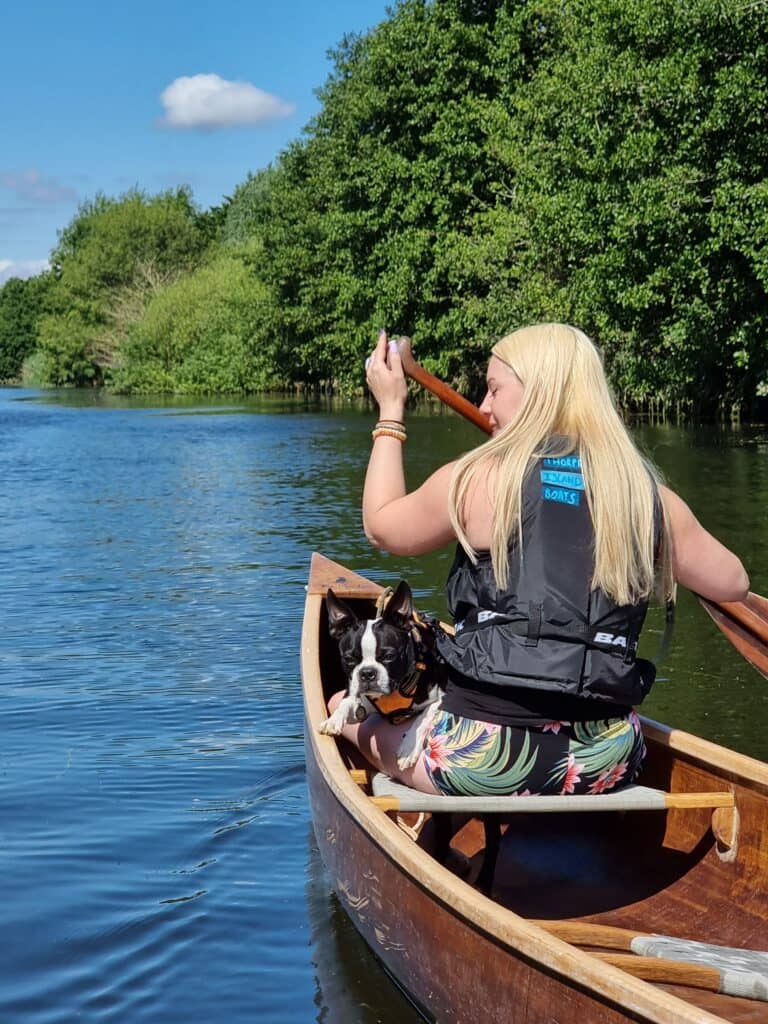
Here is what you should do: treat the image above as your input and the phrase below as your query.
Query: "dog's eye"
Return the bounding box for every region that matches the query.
[380,646,406,663]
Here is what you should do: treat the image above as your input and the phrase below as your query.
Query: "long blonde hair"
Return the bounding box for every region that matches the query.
[448,323,672,606]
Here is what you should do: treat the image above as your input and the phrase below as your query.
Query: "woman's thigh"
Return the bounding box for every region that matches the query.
[423,710,646,797]
[326,690,440,794]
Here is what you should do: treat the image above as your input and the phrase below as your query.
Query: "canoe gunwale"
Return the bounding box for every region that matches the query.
[302,562,741,1024]
[640,717,768,797]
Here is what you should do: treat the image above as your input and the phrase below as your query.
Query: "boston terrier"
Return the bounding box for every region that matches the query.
[319,580,445,770]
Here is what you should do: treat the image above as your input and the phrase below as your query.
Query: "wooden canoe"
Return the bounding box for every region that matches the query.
[302,553,768,1024]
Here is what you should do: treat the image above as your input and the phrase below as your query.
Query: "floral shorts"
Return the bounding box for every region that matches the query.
[423,709,646,798]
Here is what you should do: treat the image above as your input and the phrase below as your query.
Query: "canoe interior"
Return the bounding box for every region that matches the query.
[313,588,768,1023]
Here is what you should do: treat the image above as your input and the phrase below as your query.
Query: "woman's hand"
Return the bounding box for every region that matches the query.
[365,329,408,420]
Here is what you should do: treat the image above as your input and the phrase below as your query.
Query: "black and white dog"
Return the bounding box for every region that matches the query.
[319,580,444,770]
[320,580,502,892]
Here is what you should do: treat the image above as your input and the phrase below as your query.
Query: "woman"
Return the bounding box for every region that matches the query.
[330,324,748,798]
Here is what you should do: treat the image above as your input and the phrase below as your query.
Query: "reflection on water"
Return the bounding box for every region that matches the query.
[0,386,765,1023]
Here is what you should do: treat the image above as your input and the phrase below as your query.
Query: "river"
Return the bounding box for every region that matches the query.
[0,386,765,1022]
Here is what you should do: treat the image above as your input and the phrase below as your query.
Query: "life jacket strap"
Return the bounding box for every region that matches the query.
[453,607,641,656]
[525,602,542,647]
[651,587,677,668]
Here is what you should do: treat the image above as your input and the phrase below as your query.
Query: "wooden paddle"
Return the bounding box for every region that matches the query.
[532,920,768,1001]
[396,336,768,680]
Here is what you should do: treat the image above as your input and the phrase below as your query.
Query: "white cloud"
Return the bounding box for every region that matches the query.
[0,259,49,286]
[0,169,77,205]
[159,74,295,130]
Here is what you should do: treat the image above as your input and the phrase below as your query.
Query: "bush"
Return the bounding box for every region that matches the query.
[38,188,209,385]
[0,273,53,382]
[112,250,276,393]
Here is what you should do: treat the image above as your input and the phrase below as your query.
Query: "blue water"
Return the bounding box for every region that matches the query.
[0,389,425,1023]
[1,386,765,1023]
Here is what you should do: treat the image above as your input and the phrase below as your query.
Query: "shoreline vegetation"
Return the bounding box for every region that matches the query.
[2,0,768,420]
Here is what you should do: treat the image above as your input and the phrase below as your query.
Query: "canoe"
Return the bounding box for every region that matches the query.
[302,552,768,1024]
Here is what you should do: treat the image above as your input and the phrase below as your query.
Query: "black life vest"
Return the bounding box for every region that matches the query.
[435,452,656,707]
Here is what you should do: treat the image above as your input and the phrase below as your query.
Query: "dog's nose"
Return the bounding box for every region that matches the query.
[358,666,378,685]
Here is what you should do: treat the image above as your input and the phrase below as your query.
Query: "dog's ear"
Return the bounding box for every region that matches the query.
[326,588,359,638]
[381,580,414,630]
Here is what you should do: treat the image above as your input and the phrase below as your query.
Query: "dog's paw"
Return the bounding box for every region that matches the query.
[318,715,342,736]
[397,751,419,771]
[396,735,421,771]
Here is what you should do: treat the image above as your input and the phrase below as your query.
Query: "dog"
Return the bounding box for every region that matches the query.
[318,580,445,770]
[320,580,502,893]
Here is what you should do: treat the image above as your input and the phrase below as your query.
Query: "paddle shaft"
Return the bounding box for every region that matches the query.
[595,954,723,993]
[397,337,493,434]
[533,921,764,998]
[396,337,768,678]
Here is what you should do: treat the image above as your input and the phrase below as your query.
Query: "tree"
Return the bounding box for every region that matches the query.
[473,0,768,411]
[112,250,273,394]
[0,273,53,381]
[39,188,209,385]
[255,0,510,391]
[222,167,279,246]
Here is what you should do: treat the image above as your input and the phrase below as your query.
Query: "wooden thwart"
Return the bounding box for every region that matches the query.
[368,773,734,815]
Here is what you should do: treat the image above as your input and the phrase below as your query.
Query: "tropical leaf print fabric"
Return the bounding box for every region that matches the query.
[425,709,646,798]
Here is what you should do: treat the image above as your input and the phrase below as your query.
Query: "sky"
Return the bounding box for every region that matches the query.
[1,0,394,285]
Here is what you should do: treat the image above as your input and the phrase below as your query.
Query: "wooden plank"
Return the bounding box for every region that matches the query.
[641,716,768,794]
[306,552,381,597]
[370,778,733,814]
[664,792,734,809]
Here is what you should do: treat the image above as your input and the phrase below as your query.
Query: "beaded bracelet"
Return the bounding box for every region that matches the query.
[372,426,407,443]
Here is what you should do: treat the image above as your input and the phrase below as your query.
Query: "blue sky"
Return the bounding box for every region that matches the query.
[1,0,393,284]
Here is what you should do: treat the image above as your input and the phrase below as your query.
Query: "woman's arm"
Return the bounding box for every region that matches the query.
[361,330,456,555]
[660,485,749,602]
[363,460,456,554]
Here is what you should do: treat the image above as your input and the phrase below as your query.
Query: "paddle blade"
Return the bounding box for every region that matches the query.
[699,593,768,680]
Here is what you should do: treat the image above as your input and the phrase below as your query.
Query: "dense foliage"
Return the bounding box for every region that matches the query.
[33,187,211,386]
[0,273,52,382]
[111,249,273,394]
[3,0,767,414]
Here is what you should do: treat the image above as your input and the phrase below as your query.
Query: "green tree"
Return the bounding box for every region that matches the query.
[0,273,53,382]
[222,167,279,246]
[245,0,768,411]
[18,0,768,409]
[39,187,208,385]
[113,249,273,394]
[472,0,768,411]
[256,0,510,392]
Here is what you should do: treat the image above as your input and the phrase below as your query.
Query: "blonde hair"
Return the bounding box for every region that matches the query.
[448,323,672,606]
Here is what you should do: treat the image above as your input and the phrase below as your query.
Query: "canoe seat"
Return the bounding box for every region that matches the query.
[369,773,735,814]
[366,773,736,895]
